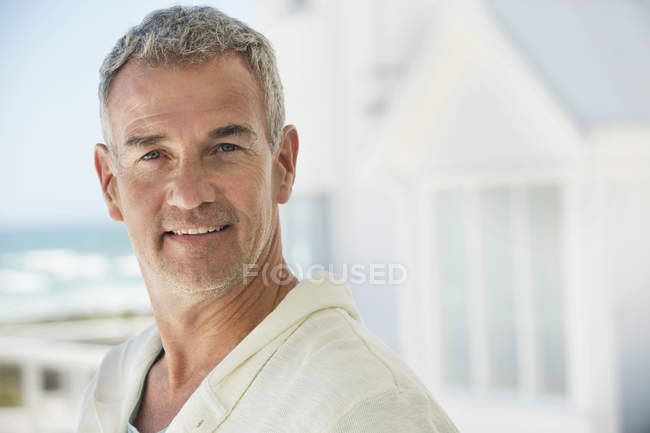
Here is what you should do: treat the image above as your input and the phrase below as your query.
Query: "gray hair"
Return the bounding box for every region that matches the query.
[99,6,285,151]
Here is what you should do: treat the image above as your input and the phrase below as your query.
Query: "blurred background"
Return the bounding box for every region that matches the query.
[1,0,649,432]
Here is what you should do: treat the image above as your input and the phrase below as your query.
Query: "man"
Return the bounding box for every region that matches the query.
[79,6,458,433]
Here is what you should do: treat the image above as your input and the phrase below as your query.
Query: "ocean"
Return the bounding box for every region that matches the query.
[0,225,151,324]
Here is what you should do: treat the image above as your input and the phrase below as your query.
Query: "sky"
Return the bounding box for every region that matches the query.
[0,0,256,228]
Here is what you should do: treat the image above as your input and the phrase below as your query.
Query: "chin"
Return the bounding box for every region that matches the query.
[165,266,244,298]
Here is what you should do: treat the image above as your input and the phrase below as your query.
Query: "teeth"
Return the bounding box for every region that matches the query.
[172,225,227,235]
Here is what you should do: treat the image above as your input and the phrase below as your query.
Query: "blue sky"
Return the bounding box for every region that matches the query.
[0,0,256,228]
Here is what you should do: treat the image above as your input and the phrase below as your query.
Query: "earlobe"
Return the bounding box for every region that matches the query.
[94,143,124,222]
[274,125,299,204]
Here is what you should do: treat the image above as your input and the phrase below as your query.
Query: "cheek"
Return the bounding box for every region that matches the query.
[117,174,164,225]
[228,162,273,222]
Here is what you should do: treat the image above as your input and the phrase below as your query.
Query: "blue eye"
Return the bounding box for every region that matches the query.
[219,143,239,152]
[143,150,161,160]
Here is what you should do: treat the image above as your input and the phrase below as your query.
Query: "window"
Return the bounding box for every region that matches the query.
[433,184,566,395]
[527,185,566,394]
[480,189,519,389]
[435,191,472,387]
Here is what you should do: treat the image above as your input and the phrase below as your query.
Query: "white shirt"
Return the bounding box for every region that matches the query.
[77,275,458,433]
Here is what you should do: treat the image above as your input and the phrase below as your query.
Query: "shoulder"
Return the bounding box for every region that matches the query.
[241,307,457,432]
[328,387,459,433]
[284,307,427,395]
[297,308,459,432]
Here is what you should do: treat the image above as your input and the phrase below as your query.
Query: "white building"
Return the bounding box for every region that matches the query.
[260,1,650,433]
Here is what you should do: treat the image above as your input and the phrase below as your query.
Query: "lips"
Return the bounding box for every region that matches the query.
[166,224,230,236]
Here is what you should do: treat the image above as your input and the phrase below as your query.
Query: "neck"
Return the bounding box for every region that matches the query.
[146,224,298,392]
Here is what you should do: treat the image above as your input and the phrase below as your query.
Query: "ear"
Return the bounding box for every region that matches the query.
[273,125,299,204]
[94,143,124,222]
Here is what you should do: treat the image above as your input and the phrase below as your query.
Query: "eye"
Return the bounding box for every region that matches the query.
[218,143,239,152]
[142,150,161,160]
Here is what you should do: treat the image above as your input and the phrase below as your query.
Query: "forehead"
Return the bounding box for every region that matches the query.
[107,54,266,146]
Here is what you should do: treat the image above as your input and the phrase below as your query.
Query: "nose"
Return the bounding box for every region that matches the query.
[166,159,217,210]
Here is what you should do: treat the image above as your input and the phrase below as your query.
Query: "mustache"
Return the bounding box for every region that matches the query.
[162,204,239,229]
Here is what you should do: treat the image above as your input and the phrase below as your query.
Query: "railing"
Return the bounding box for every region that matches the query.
[0,335,112,433]
[0,315,159,433]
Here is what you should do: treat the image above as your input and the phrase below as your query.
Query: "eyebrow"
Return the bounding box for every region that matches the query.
[123,124,257,148]
[208,124,257,141]
[124,134,166,148]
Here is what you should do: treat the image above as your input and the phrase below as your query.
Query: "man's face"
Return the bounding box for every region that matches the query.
[95,54,295,295]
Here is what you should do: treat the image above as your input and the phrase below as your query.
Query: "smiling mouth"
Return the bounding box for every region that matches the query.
[167,224,231,236]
